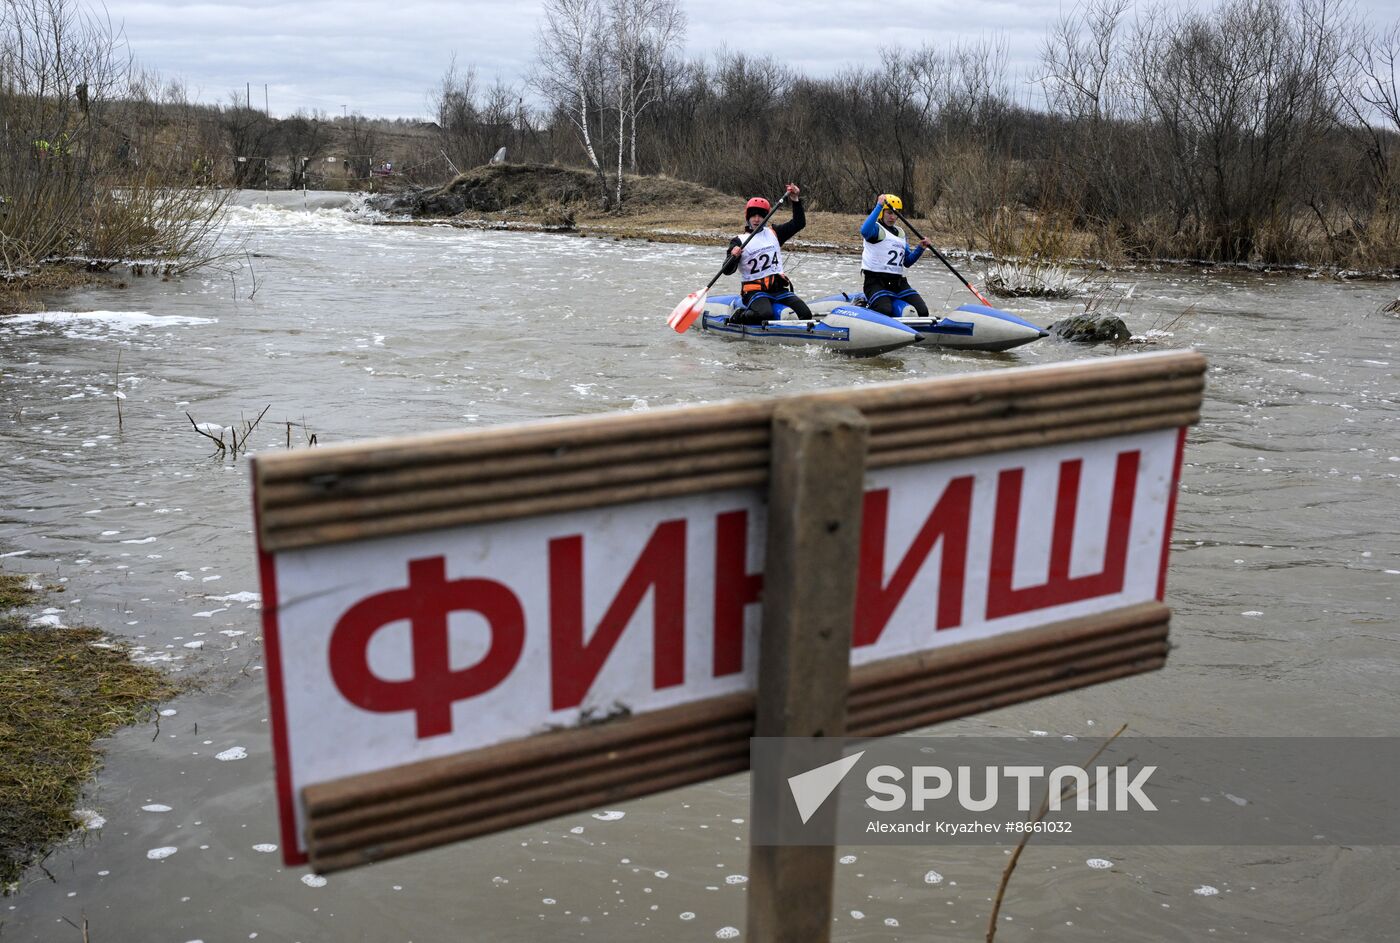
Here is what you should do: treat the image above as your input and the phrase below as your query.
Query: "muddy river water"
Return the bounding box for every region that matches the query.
[1,192,1397,941]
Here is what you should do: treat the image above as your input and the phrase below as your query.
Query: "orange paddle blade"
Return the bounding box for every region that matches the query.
[667,289,706,333]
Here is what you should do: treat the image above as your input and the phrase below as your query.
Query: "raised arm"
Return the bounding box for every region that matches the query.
[861,199,885,243]
[772,199,805,244]
[721,236,742,275]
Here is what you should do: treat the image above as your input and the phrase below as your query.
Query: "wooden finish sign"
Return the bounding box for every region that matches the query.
[252,350,1203,873]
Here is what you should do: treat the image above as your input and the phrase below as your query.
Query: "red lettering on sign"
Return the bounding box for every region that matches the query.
[549,519,687,711]
[854,476,974,647]
[713,509,762,678]
[328,556,526,739]
[986,451,1141,618]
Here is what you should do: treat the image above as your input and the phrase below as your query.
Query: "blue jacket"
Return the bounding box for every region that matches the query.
[861,202,924,267]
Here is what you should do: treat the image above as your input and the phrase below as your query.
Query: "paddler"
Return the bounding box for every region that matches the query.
[720,183,813,324]
[859,193,934,319]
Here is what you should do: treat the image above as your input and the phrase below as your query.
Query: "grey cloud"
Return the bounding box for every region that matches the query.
[101,0,1400,119]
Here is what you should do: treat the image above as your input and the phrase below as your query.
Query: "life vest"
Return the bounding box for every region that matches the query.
[862,222,908,275]
[737,225,784,282]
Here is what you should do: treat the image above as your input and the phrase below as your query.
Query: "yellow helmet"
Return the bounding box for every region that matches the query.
[882,194,904,212]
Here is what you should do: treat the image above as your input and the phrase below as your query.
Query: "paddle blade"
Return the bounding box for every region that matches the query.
[667,289,706,333]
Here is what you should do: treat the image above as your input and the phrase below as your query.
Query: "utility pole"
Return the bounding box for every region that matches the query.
[247,82,251,110]
[264,83,269,116]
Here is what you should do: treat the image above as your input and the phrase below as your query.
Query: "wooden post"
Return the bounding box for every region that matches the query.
[746,401,869,943]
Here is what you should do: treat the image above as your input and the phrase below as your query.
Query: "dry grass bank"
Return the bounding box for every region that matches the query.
[381,164,1392,278]
[0,574,174,890]
[0,266,98,317]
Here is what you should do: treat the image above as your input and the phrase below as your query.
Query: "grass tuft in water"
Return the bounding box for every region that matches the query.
[0,574,41,610]
[981,260,1089,299]
[0,612,175,889]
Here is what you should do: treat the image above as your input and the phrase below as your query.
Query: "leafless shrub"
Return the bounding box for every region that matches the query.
[185,405,270,456]
[0,0,229,276]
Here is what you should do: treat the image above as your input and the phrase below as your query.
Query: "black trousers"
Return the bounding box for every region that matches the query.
[731,276,814,325]
[862,271,930,318]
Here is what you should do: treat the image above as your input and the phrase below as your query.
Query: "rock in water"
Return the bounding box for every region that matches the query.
[1048,313,1131,344]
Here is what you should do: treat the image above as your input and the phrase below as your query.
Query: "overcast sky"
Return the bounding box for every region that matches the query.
[107,0,1399,120]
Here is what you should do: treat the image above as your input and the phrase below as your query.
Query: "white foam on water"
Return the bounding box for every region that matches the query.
[1086,858,1114,869]
[839,855,857,864]
[159,709,178,717]
[209,591,261,603]
[2,311,216,338]
[923,870,944,884]
[252,844,278,853]
[592,810,625,822]
[679,912,695,921]
[216,746,248,761]
[73,810,105,830]
[192,609,227,618]
[122,537,156,545]
[569,826,584,834]
[183,640,205,649]
[724,874,748,885]
[142,804,173,813]
[885,918,900,927]
[1225,793,1248,806]
[301,874,327,888]
[146,846,178,860]
[1194,885,1220,896]
[223,201,374,234]
[850,910,865,919]
[1242,611,1263,617]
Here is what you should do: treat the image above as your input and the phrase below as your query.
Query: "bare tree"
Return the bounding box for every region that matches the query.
[279,111,328,188]
[1339,20,1400,192]
[433,56,482,169]
[221,92,277,186]
[1131,0,1346,261]
[533,0,612,208]
[344,113,380,181]
[608,0,685,190]
[0,0,228,272]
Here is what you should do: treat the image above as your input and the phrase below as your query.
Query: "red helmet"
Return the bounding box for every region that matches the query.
[745,197,770,216]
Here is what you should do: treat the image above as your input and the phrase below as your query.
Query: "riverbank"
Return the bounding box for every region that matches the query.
[0,267,100,317]
[0,572,173,890]
[371,164,1400,284]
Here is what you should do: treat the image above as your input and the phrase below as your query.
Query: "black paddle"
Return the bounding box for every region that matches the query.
[885,203,993,308]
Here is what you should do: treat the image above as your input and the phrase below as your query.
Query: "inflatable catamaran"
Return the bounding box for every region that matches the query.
[698,295,919,356]
[811,292,1049,352]
[697,293,1047,355]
